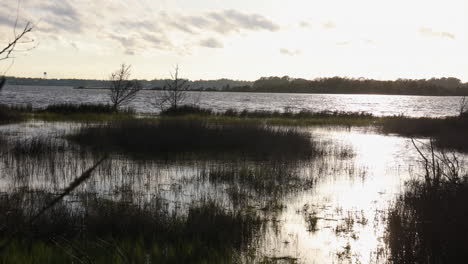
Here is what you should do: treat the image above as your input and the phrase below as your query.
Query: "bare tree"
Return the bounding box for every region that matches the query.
[0,22,34,62]
[154,65,190,111]
[411,138,463,187]
[0,2,34,90]
[459,96,467,117]
[108,64,142,111]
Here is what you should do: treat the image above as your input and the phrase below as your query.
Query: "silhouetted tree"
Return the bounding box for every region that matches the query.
[0,77,5,91]
[108,64,142,111]
[154,65,189,111]
[0,5,34,90]
[459,96,468,118]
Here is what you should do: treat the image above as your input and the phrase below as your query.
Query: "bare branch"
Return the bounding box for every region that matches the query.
[108,64,142,110]
[0,2,35,87]
[0,156,107,253]
[411,138,464,187]
[459,96,467,118]
[154,65,191,111]
[0,22,34,61]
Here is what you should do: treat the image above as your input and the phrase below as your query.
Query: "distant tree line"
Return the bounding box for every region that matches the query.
[226,76,468,96]
[4,76,253,91]
[5,75,468,96]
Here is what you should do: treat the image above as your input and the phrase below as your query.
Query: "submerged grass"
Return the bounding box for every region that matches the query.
[199,162,314,204]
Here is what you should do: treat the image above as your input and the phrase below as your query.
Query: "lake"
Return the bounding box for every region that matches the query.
[1,85,465,117]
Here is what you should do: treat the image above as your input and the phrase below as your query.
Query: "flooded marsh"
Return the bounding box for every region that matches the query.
[0,120,466,263]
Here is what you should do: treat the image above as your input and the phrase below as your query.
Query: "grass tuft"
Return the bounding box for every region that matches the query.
[69,119,316,161]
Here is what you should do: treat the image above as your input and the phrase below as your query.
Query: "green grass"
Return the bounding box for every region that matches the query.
[0,191,263,264]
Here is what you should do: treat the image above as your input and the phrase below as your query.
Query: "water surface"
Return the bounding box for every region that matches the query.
[1,85,464,117]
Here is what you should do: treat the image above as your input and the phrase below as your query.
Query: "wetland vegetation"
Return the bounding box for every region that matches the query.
[0,101,467,263]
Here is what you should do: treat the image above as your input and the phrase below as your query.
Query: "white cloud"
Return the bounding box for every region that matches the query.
[419,27,455,39]
[200,38,224,48]
[0,1,280,55]
[280,48,302,56]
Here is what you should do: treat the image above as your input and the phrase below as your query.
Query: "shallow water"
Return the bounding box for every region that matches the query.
[1,85,465,117]
[0,122,464,263]
[257,128,420,263]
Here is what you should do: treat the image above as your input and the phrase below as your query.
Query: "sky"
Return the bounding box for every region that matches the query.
[0,0,467,81]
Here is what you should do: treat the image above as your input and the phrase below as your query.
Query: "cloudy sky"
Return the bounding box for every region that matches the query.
[1,0,467,81]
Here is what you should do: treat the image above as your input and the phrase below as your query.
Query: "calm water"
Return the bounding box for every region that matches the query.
[0,85,465,117]
[2,121,457,263]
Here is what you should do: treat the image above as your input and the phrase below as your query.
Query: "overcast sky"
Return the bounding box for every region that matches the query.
[1,0,467,81]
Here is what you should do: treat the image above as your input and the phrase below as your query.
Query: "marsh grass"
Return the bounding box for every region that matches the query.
[160,105,215,116]
[40,103,119,114]
[386,141,468,263]
[32,103,136,122]
[199,162,314,204]
[380,115,468,151]
[0,104,29,124]
[0,117,373,263]
[160,107,376,127]
[0,190,263,264]
[158,108,468,150]
[9,137,69,157]
[69,119,316,161]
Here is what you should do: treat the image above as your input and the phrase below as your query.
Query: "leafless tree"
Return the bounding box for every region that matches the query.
[0,2,34,90]
[154,65,190,111]
[108,64,142,111]
[0,22,34,62]
[411,138,463,187]
[459,96,467,117]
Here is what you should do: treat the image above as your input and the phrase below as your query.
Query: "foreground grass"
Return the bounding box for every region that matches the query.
[0,191,263,264]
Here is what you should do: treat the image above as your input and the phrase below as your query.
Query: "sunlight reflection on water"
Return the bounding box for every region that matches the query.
[258,128,421,263]
[1,85,464,117]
